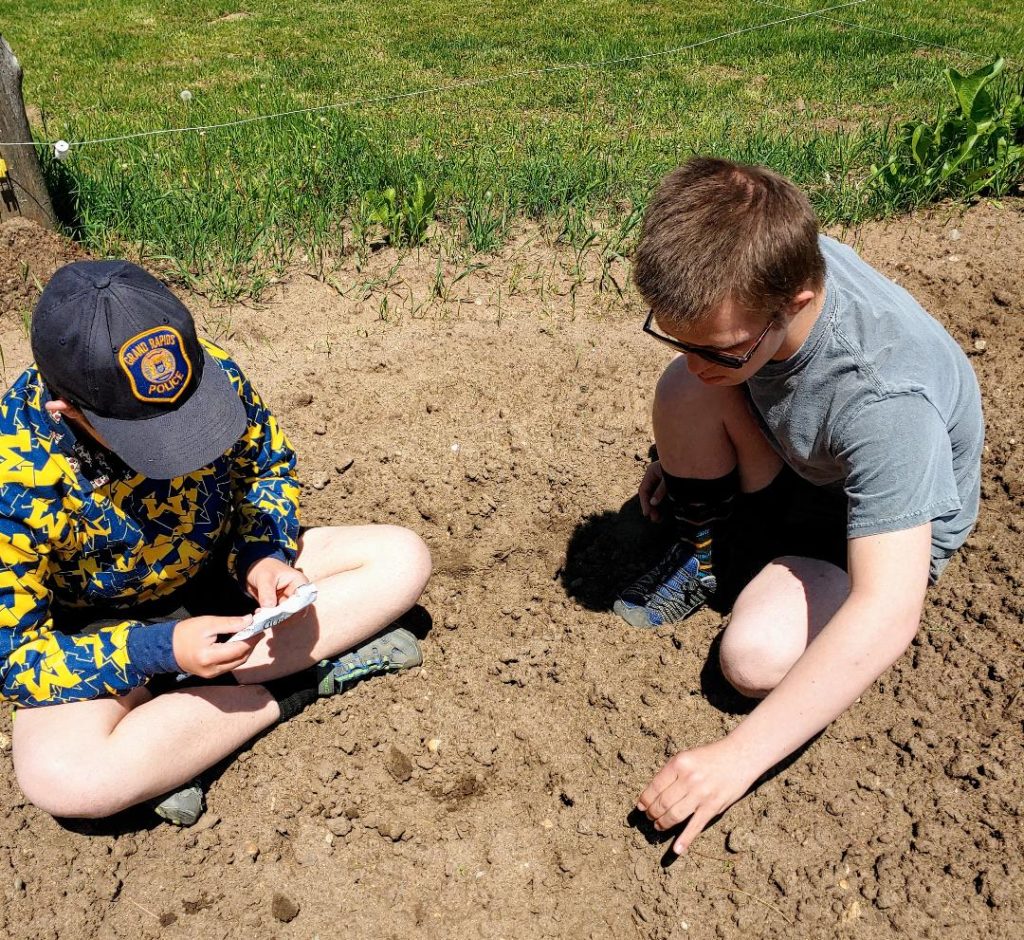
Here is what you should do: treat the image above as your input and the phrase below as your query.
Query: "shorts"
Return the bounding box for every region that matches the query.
[725,464,849,596]
[726,465,953,590]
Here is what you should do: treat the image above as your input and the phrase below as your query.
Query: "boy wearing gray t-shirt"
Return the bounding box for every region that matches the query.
[620,157,983,855]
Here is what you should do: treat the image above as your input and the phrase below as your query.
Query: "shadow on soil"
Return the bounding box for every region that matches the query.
[59,806,163,838]
[559,489,735,620]
[558,495,676,613]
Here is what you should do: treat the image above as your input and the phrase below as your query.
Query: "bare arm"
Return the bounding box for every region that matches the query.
[726,523,930,769]
[638,522,932,853]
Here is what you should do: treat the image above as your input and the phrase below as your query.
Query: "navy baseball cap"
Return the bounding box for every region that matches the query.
[31,260,247,479]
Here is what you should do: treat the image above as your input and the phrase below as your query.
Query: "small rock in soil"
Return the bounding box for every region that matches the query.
[271,892,300,923]
[316,761,338,785]
[192,814,220,833]
[726,827,756,854]
[379,822,406,842]
[327,816,353,837]
[874,887,899,910]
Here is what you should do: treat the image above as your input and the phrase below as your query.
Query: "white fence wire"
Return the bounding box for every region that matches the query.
[5,2,871,150]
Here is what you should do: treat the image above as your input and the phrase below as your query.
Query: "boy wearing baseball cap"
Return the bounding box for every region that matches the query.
[0,260,431,825]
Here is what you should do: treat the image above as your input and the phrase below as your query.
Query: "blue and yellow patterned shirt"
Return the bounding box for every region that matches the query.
[0,342,300,707]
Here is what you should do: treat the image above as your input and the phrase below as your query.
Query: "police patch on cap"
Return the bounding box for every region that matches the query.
[118,326,193,404]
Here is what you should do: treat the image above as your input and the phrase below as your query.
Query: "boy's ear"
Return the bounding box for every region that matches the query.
[44,398,72,416]
[44,398,87,423]
[781,288,818,319]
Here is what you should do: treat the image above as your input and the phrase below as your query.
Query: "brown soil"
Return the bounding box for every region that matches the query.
[0,218,85,325]
[1,201,1022,940]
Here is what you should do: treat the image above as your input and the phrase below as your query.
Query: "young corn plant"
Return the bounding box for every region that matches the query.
[867,57,1024,210]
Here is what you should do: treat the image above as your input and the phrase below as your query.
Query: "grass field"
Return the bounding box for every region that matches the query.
[2,0,1022,296]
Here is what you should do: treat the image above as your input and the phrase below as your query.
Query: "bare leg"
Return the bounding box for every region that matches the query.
[12,684,277,818]
[12,524,431,818]
[615,359,787,628]
[653,355,781,491]
[719,555,850,698]
[234,525,432,684]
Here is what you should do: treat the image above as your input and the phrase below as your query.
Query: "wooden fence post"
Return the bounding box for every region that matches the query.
[0,34,57,229]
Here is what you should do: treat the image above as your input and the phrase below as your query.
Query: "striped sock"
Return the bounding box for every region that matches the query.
[662,468,739,581]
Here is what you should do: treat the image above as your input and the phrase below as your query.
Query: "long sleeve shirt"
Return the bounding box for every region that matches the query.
[0,341,300,707]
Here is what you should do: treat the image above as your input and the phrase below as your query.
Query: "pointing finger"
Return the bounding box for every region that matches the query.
[674,806,715,855]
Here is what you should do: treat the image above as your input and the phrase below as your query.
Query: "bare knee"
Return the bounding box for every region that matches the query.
[653,356,758,479]
[719,633,793,699]
[655,356,717,412]
[378,525,433,602]
[15,750,131,819]
[324,524,431,596]
[719,556,849,699]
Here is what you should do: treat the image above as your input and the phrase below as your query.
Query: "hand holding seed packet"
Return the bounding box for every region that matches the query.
[229,582,319,642]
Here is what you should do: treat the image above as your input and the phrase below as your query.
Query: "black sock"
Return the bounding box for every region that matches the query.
[263,668,319,723]
[661,468,739,578]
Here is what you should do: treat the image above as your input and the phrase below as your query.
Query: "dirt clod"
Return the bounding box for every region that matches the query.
[725,827,756,854]
[384,746,414,783]
[327,816,353,837]
[271,892,300,923]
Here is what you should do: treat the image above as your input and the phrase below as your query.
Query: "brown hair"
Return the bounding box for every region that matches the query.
[633,157,825,325]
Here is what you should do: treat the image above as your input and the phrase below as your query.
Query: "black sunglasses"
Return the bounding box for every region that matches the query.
[643,310,774,369]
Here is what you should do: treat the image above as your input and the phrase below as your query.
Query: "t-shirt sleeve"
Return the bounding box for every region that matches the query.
[832,393,961,538]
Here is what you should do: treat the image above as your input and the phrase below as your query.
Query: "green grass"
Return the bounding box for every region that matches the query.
[2,0,1023,297]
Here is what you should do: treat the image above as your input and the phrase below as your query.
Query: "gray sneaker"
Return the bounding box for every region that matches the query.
[153,778,205,826]
[316,626,422,695]
[613,543,716,629]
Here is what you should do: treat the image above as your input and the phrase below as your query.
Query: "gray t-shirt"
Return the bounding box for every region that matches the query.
[747,235,983,580]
